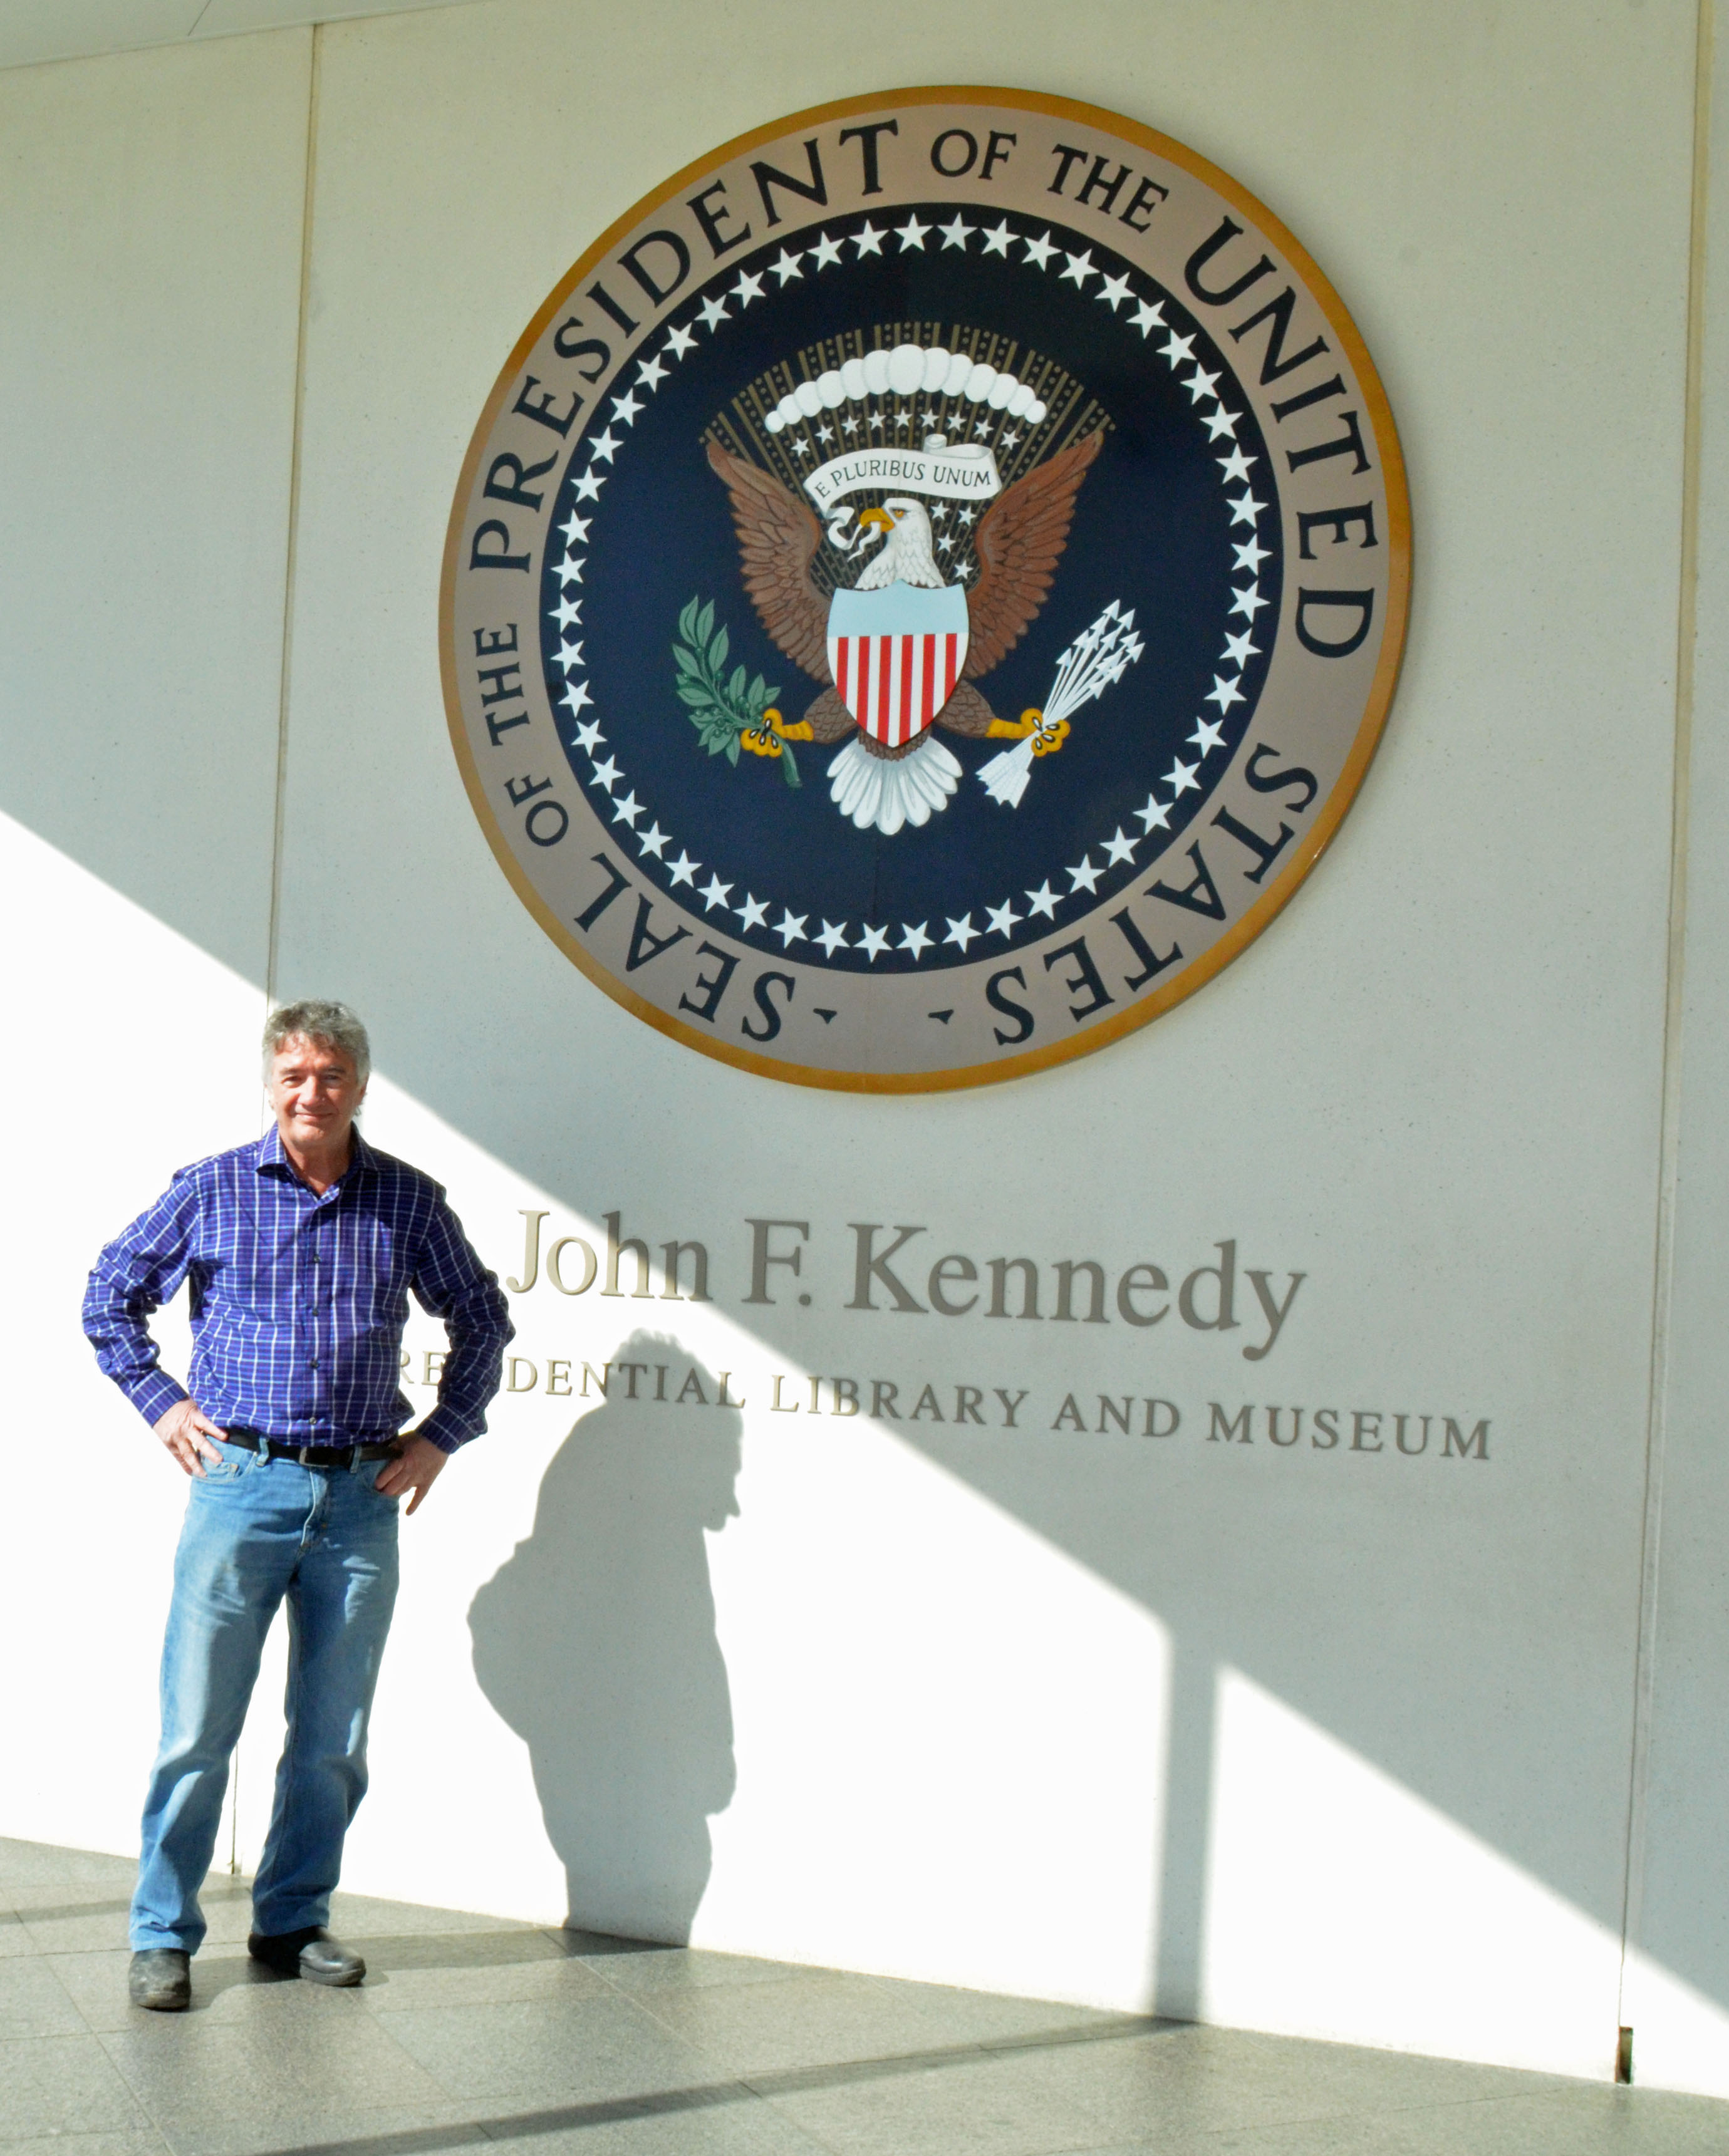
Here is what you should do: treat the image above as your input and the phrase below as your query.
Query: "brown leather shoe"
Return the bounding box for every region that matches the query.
[247,1926,365,1986]
[129,1948,191,2011]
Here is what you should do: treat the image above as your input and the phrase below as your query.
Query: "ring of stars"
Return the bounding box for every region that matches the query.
[540,212,1276,970]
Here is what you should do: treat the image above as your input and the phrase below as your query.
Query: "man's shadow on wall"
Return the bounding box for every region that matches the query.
[469,1331,739,1942]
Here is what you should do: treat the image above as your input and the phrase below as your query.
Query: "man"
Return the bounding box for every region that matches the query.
[83,1000,513,2013]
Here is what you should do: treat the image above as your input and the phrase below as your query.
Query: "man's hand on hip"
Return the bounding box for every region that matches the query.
[375,1434,448,1515]
[154,1399,227,1476]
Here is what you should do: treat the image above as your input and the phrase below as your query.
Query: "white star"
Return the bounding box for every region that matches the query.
[589,428,622,465]
[772,909,808,947]
[1059,249,1096,288]
[636,822,669,858]
[697,874,732,912]
[982,220,1014,257]
[590,755,620,789]
[1102,827,1136,866]
[1230,584,1269,621]
[664,323,697,359]
[955,557,975,580]
[1097,271,1133,311]
[553,593,583,631]
[937,534,953,554]
[697,294,729,332]
[1067,854,1103,894]
[893,214,930,251]
[1205,674,1247,713]
[816,422,834,445]
[553,638,584,670]
[972,420,989,437]
[856,923,890,961]
[1021,229,1058,269]
[843,415,859,436]
[769,248,805,285]
[1136,792,1172,832]
[736,893,769,931]
[1025,881,1058,920]
[1131,298,1166,338]
[1190,717,1227,753]
[985,899,1023,937]
[938,214,974,250]
[792,436,811,459]
[729,271,765,308]
[1222,628,1260,666]
[1234,536,1271,575]
[611,790,642,827]
[635,351,669,391]
[851,221,885,256]
[1165,758,1200,797]
[868,412,885,431]
[1000,430,1020,449]
[610,389,644,427]
[807,232,843,269]
[1159,330,1197,366]
[1228,490,1266,528]
[556,555,584,584]
[897,921,933,958]
[573,719,605,754]
[558,510,592,546]
[1217,446,1257,484]
[815,920,851,957]
[571,469,605,502]
[1181,366,1222,405]
[668,850,699,887]
[560,679,594,717]
[958,506,975,526]
[1203,406,1242,442]
[943,913,980,951]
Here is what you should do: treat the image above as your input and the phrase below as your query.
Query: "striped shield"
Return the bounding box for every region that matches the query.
[826,583,970,750]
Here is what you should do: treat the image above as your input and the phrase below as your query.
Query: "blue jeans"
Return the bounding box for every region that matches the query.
[129,1439,400,1952]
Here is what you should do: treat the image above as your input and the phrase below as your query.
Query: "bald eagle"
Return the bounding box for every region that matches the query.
[705,430,1103,835]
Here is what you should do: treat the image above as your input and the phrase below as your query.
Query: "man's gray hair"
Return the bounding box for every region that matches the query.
[263,1000,371,1085]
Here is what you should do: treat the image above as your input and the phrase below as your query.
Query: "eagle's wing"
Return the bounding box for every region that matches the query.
[963,430,1104,680]
[705,440,832,683]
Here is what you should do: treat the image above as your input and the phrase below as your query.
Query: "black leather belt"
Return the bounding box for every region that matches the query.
[224,1427,400,1468]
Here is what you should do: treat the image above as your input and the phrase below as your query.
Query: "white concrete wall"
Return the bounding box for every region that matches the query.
[0,28,308,1850]
[1,0,1723,2091]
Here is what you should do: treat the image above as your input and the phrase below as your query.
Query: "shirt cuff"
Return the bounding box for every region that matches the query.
[414,1406,473,1455]
[126,1370,190,1430]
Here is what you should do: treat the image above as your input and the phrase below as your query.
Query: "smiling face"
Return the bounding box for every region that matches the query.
[267,1034,366,1164]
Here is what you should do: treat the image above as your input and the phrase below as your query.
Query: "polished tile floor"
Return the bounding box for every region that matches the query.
[3,1835,1726,2155]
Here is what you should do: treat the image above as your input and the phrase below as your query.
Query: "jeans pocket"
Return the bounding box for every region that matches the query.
[364,1456,400,1502]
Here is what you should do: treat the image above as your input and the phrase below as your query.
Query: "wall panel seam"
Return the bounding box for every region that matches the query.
[1617,0,1715,2038]
[264,21,323,1013]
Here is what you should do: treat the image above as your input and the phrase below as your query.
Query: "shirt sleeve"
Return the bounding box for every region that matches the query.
[82,1175,202,1429]
[408,1192,516,1453]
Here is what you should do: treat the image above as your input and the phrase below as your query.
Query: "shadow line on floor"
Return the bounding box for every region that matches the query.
[237,2013,1173,2156]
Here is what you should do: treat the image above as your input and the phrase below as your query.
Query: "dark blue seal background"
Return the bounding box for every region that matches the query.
[539,209,1279,972]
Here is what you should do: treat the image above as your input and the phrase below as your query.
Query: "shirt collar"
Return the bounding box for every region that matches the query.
[256,1121,376,1189]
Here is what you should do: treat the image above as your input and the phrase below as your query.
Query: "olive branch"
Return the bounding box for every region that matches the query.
[673,596,799,788]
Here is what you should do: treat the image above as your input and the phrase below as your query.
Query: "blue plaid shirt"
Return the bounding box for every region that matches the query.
[83,1124,514,1453]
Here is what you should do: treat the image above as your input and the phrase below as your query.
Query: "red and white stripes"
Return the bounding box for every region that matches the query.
[829,631,962,749]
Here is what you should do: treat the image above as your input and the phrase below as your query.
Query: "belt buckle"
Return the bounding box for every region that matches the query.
[297,1444,314,1465]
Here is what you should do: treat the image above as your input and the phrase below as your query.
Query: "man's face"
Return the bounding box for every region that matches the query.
[267,1035,366,1157]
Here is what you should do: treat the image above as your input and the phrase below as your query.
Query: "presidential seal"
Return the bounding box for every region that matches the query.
[443,90,1409,1090]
